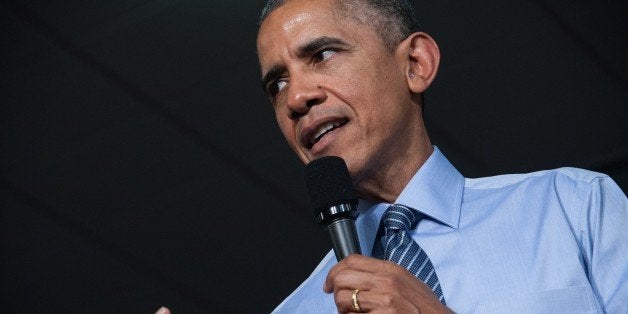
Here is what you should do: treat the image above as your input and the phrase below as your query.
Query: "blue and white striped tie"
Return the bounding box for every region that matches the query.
[381,204,446,304]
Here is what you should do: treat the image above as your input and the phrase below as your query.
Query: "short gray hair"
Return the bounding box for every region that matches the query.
[259,0,420,50]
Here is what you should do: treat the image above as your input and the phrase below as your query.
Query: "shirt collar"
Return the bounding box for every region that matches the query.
[355,146,464,255]
[395,146,464,229]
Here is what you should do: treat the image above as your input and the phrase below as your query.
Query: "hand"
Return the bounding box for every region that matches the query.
[155,306,171,314]
[324,255,452,313]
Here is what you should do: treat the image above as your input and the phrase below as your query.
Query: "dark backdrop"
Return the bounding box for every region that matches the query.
[1,0,626,313]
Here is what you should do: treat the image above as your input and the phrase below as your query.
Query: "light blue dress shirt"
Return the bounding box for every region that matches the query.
[273,147,628,313]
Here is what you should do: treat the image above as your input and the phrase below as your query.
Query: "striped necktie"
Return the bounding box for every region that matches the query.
[381,204,446,304]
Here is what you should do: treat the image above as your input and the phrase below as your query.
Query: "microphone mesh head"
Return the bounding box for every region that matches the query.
[304,156,357,214]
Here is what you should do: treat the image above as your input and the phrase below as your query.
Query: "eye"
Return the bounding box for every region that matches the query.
[275,80,288,93]
[313,49,337,63]
[268,78,288,98]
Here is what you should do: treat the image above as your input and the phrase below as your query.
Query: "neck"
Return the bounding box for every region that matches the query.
[355,126,433,204]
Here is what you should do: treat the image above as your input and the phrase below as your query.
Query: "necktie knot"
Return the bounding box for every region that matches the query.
[378,204,446,304]
[382,204,420,231]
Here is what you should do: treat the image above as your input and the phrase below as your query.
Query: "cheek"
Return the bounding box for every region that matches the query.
[275,112,298,146]
[342,63,396,107]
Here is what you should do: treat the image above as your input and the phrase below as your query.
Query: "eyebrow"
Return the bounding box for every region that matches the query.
[261,36,349,94]
[295,36,348,58]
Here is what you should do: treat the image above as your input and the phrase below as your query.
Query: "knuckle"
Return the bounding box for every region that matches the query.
[326,267,337,279]
[387,260,403,271]
[380,293,395,307]
[326,264,342,280]
[333,271,347,284]
[380,274,396,288]
[334,291,343,304]
[343,254,360,267]
[380,259,397,272]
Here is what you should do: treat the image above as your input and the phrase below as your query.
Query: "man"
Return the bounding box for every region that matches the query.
[256,0,627,313]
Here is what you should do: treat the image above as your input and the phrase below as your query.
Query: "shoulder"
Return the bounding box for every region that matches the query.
[462,167,625,233]
[464,167,609,191]
[460,168,622,233]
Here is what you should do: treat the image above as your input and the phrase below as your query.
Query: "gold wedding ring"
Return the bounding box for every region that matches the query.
[351,289,362,312]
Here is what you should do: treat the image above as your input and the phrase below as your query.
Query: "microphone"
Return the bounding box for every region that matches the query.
[305,156,361,261]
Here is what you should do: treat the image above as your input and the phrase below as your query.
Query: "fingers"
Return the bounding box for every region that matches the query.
[324,254,403,293]
[333,289,374,313]
[324,255,411,313]
[324,255,449,313]
[155,306,170,314]
[323,254,408,293]
[334,289,416,314]
[324,268,378,294]
[334,288,364,313]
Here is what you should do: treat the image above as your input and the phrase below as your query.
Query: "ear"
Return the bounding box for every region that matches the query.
[398,32,440,94]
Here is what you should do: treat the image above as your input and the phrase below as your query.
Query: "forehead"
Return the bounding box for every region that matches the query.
[259,0,339,36]
[256,0,359,71]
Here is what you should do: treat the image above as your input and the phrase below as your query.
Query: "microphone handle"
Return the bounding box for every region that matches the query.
[327,218,361,261]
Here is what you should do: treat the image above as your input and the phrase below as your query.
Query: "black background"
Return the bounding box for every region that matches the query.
[1,0,626,313]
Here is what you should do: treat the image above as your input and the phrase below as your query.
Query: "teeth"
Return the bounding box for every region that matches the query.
[312,122,336,143]
[307,120,347,148]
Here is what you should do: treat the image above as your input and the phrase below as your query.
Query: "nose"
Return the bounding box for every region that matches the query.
[286,76,326,120]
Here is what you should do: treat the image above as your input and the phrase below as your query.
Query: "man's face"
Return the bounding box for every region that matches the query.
[257,0,422,185]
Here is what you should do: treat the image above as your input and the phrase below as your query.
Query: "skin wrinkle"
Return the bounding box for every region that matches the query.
[257,1,452,312]
[261,0,417,50]
[257,0,438,203]
[282,12,310,32]
[259,0,420,100]
[261,37,351,98]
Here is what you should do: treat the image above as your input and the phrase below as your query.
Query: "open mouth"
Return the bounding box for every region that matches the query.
[305,119,348,150]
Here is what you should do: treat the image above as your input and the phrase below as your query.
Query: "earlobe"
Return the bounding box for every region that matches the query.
[403,32,440,94]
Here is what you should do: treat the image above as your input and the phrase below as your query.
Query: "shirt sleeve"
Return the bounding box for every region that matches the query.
[579,175,628,313]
